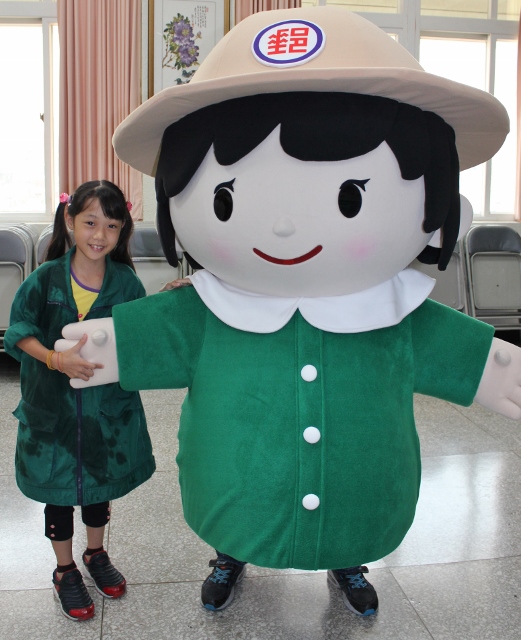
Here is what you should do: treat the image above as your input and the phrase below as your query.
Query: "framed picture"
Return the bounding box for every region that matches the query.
[149,0,230,97]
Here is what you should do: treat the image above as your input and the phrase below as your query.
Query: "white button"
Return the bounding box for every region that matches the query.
[301,365,317,381]
[303,427,321,444]
[302,494,320,510]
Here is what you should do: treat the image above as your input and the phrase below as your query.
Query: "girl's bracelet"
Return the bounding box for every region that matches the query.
[46,349,56,370]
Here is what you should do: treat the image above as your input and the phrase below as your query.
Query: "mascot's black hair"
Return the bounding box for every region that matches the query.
[155,92,460,271]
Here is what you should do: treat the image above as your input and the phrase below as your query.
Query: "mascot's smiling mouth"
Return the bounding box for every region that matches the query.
[253,245,323,265]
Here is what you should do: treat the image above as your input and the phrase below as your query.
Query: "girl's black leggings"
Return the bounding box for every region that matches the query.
[44,502,110,541]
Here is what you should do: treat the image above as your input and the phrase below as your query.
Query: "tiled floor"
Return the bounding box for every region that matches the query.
[1,351,520,639]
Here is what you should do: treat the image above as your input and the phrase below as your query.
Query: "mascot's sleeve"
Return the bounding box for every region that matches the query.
[111,287,206,391]
[411,299,495,405]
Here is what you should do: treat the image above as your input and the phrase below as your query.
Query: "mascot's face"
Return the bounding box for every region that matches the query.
[172,127,432,297]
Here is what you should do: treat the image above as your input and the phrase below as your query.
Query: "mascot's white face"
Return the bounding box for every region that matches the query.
[171,127,432,297]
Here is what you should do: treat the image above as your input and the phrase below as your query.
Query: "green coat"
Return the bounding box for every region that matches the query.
[5,249,155,506]
[113,287,494,570]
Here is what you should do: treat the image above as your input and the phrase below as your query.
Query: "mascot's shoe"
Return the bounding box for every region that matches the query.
[327,566,379,616]
[201,556,247,611]
[82,550,127,599]
[52,568,95,621]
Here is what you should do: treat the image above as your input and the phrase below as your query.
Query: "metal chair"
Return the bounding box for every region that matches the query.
[464,224,521,330]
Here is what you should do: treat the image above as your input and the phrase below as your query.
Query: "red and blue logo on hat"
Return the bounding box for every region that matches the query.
[252,20,325,68]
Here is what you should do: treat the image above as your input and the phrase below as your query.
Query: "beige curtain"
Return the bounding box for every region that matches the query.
[236,0,301,25]
[58,0,143,220]
[514,15,521,220]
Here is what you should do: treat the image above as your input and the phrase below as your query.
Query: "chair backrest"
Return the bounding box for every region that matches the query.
[0,227,30,266]
[35,224,55,266]
[466,225,521,256]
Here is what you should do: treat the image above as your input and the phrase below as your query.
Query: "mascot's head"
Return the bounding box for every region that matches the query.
[114,7,508,297]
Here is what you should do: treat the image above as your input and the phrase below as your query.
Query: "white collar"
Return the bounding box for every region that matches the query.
[188,269,435,334]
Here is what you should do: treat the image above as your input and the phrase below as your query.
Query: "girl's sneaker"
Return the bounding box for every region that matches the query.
[52,568,95,621]
[82,550,127,599]
[327,566,379,616]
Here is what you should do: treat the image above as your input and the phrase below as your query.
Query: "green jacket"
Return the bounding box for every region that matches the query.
[5,249,155,506]
[113,288,494,570]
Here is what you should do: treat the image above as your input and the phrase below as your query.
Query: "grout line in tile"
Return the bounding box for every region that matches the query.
[386,566,436,640]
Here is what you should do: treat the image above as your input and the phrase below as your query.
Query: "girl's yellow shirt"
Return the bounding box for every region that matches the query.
[70,270,99,321]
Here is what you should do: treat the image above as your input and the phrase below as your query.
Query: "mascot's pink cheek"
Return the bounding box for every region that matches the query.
[208,240,237,266]
[343,240,377,262]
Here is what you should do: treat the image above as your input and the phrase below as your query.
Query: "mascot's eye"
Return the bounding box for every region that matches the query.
[214,189,233,221]
[338,179,369,218]
[213,180,235,222]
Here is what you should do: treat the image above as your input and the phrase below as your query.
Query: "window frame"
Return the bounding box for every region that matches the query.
[0,1,58,221]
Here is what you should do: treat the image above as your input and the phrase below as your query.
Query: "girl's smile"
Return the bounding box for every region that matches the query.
[67,199,122,265]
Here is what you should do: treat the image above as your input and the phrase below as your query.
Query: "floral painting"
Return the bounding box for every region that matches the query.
[154,0,223,92]
[162,14,202,84]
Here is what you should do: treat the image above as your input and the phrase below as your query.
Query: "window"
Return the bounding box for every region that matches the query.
[318,0,520,219]
[419,36,517,216]
[419,36,488,216]
[0,1,58,220]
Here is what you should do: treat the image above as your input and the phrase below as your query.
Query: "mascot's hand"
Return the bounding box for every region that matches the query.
[475,337,521,419]
[55,318,119,388]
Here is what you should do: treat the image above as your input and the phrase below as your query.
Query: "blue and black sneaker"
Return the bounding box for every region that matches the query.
[327,566,378,616]
[201,556,246,611]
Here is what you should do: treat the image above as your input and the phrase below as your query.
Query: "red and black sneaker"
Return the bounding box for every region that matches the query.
[83,550,126,599]
[52,568,95,621]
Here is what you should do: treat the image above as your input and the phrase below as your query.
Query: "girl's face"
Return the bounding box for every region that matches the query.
[67,198,123,266]
[172,127,431,297]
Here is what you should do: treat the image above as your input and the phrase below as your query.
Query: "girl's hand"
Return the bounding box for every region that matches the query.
[58,334,104,381]
[159,277,192,292]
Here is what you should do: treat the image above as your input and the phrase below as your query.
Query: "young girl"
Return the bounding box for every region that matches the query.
[5,180,156,621]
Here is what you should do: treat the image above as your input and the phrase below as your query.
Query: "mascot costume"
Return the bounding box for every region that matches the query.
[56,7,518,617]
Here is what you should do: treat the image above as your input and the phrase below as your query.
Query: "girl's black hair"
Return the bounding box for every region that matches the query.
[46,179,135,270]
[155,92,460,271]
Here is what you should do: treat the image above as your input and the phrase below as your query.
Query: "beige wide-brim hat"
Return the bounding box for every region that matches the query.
[113,6,509,176]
